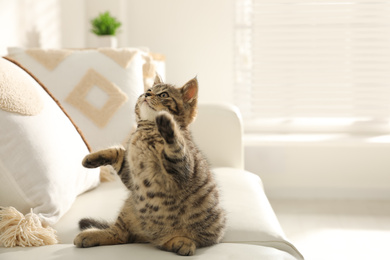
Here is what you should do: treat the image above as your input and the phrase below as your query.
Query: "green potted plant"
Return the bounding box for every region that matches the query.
[90,11,122,48]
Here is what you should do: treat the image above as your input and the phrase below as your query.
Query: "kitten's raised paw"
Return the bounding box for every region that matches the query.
[156,111,175,144]
[82,148,123,168]
[83,147,125,172]
[82,153,108,168]
[162,236,196,256]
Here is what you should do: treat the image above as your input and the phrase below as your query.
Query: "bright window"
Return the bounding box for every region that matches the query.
[234,0,390,134]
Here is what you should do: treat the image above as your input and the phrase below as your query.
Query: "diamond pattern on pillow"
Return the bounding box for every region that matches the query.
[65,69,128,128]
[98,49,138,68]
[26,49,73,70]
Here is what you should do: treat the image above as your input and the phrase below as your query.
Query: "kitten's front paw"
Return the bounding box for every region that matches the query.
[82,154,103,168]
[82,152,113,168]
[74,230,101,248]
[156,111,175,144]
[162,237,196,256]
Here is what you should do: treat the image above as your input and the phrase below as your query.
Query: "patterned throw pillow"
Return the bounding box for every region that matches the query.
[7,47,164,150]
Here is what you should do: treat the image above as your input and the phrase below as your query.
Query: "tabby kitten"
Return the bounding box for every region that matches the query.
[74,75,226,256]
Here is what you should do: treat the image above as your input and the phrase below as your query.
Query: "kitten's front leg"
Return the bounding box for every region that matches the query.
[83,146,133,188]
[161,236,197,256]
[156,111,177,144]
[82,146,125,172]
[156,112,192,182]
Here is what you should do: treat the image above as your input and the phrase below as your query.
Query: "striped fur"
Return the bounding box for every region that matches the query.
[74,76,226,256]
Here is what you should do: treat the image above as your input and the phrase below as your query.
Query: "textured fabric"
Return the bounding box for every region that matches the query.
[0,58,100,226]
[0,207,58,247]
[7,47,160,150]
[0,58,43,115]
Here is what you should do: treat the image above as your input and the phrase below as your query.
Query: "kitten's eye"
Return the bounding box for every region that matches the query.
[159,92,169,98]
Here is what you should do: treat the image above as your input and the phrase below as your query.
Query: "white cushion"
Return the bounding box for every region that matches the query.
[50,167,302,259]
[6,47,159,150]
[0,243,299,260]
[0,58,100,225]
[214,168,302,258]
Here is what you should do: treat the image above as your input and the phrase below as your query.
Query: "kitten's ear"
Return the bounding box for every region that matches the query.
[153,73,163,85]
[182,77,198,103]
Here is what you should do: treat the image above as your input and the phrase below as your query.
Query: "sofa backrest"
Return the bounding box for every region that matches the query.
[191,103,244,169]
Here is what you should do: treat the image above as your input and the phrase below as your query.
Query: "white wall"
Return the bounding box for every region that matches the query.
[0,0,20,55]
[0,0,61,55]
[124,0,234,103]
[0,0,235,104]
[59,0,86,48]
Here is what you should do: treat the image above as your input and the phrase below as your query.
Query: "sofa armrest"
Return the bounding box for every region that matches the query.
[190,103,244,169]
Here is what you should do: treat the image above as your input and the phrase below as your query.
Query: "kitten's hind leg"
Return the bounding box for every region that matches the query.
[161,236,197,256]
[74,226,125,248]
[82,146,125,172]
[74,208,147,248]
[74,227,147,248]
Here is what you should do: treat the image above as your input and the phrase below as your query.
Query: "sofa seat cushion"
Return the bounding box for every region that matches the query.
[47,167,302,259]
[214,167,302,259]
[0,242,299,260]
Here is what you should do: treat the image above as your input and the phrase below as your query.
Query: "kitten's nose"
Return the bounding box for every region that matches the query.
[145,92,152,97]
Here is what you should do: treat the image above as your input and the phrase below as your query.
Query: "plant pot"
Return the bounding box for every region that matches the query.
[95,35,118,48]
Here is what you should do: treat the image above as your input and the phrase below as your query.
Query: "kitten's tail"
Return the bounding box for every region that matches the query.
[78,218,110,230]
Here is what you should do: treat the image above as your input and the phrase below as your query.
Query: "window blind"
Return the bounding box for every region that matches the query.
[234,0,390,134]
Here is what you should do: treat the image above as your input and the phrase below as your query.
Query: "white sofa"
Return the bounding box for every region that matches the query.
[0,103,303,260]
